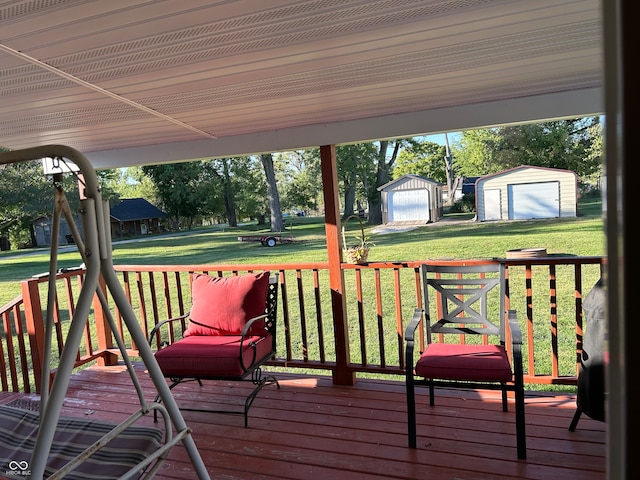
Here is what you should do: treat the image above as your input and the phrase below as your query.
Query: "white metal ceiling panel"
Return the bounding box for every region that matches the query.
[0,0,603,168]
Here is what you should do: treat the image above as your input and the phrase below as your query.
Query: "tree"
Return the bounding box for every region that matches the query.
[336,143,378,218]
[451,129,502,177]
[216,159,237,228]
[393,137,464,206]
[367,139,405,225]
[492,118,601,177]
[198,160,226,224]
[583,120,604,188]
[453,117,603,180]
[261,153,284,232]
[442,132,462,203]
[228,156,268,225]
[142,162,209,230]
[142,156,277,230]
[0,159,67,248]
[103,167,159,204]
[276,150,322,214]
[393,139,446,181]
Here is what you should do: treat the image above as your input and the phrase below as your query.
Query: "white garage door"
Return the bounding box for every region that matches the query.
[389,189,430,222]
[508,181,560,219]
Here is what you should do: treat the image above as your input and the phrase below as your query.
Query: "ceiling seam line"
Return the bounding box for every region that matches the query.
[0,42,217,140]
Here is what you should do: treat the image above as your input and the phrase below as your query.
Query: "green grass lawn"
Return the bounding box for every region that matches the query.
[0,199,605,308]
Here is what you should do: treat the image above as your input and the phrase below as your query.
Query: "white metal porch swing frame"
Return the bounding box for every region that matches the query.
[0,145,210,479]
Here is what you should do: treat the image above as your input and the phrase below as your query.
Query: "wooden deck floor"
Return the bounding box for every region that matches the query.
[0,363,605,480]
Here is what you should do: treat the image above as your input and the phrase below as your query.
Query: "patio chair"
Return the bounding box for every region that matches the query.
[405,262,527,459]
[150,271,279,427]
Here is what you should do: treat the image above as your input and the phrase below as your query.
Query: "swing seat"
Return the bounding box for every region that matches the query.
[0,404,164,479]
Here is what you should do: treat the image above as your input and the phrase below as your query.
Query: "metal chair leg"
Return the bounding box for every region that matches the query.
[406,375,417,448]
[568,408,582,432]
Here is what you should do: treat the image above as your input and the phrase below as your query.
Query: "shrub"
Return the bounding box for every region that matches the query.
[450,193,476,213]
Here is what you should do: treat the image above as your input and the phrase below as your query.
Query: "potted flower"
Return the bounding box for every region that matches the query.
[342,215,373,264]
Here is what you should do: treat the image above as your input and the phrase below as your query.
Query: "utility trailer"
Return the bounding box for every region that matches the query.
[237,223,302,247]
[237,234,299,247]
[237,221,302,247]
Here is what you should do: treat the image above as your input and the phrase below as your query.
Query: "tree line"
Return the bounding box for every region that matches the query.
[0,117,602,249]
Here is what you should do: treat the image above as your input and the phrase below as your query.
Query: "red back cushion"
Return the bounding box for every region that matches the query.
[184,271,270,336]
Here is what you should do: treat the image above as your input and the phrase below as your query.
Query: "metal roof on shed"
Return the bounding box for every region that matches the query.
[377,174,442,192]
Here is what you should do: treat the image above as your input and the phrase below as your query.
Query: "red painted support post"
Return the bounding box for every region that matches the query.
[93,275,118,366]
[21,278,45,393]
[320,145,355,386]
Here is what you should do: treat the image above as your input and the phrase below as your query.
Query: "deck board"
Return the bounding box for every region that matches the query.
[0,364,605,480]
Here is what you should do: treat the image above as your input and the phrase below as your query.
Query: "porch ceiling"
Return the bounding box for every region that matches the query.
[0,0,603,169]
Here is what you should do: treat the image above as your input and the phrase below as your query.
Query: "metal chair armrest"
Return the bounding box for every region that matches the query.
[148,313,190,346]
[404,308,424,374]
[507,309,523,345]
[507,309,525,378]
[404,308,424,343]
[240,313,270,339]
[238,313,271,372]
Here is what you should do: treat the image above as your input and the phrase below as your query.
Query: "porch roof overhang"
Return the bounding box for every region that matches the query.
[0,0,603,170]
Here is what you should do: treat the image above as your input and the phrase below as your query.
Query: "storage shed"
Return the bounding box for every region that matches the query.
[32,216,83,247]
[377,174,443,224]
[475,166,577,222]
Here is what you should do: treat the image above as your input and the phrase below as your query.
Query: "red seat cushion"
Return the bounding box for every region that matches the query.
[185,271,270,336]
[154,334,274,378]
[415,343,513,382]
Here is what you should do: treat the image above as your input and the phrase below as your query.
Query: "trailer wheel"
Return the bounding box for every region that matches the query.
[265,237,277,247]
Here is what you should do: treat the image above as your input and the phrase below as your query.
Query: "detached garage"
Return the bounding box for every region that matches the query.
[378,174,443,224]
[476,166,577,222]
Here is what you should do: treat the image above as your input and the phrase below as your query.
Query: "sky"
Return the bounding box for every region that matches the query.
[419,132,461,146]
